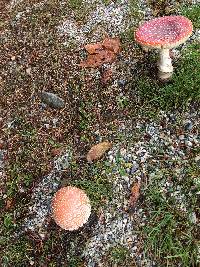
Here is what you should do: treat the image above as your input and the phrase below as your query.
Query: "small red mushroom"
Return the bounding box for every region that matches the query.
[135,16,193,80]
[51,186,91,231]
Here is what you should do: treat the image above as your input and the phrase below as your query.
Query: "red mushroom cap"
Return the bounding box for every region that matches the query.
[135,16,193,49]
[51,186,91,231]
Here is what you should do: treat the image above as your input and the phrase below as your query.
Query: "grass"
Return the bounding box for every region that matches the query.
[109,245,131,265]
[2,239,31,267]
[180,4,200,28]
[131,43,200,110]
[142,153,200,266]
[70,162,113,211]
[144,208,197,266]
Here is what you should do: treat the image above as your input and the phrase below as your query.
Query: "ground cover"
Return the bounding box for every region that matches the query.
[0,0,200,266]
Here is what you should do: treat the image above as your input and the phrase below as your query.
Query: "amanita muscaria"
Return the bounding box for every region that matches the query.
[135,16,193,80]
[51,186,91,231]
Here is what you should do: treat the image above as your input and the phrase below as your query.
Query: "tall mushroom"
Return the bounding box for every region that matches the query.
[135,16,193,80]
[51,186,91,231]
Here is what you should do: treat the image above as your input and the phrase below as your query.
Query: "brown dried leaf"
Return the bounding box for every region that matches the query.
[102,37,121,54]
[51,148,62,157]
[84,42,103,54]
[129,182,140,207]
[86,141,112,162]
[80,50,116,68]
[5,198,14,210]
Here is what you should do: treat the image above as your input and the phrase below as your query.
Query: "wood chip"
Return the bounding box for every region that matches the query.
[102,37,121,54]
[129,181,141,207]
[80,50,116,68]
[84,42,103,54]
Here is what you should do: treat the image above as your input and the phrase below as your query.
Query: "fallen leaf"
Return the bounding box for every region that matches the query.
[129,181,140,207]
[86,141,112,162]
[85,42,103,54]
[101,68,113,84]
[5,198,14,210]
[102,37,121,54]
[80,37,121,68]
[80,50,116,68]
[51,148,62,157]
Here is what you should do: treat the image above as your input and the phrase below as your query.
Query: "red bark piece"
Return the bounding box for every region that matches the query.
[5,198,14,210]
[85,42,103,54]
[80,50,116,68]
[135,16,193,48]
[129,182,140,207]
[102,37,121,54]
[51,148,62,157]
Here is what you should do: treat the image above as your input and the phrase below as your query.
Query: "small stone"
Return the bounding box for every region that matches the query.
[195,155,200,162]
[179,135,185,140]
[41,91,65,109]
[185,140,193,147]
[118,79,127,87]
[109,155,114,162]
[123,176,129,183]
[120,148,126,156]
[39,102,47,110]
[29,260,34,266]
[169,114,176,123]
[127,237,133,244]
[39,233,45,239]
[26,67,32,76]
[0,150,4,161]
[189,212,197,224]
[184,120,193,131]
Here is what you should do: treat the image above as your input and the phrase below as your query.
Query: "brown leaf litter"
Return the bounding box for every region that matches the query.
[80,37,121,68]
[86,141,112,162]
[101,68,113,85]
[129,181,141,207]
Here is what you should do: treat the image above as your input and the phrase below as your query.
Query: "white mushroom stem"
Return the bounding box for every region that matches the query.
[158,48,173,73]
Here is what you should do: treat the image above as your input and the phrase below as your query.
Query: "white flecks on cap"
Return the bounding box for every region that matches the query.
[135,16,193,49]
[51,186,91,231]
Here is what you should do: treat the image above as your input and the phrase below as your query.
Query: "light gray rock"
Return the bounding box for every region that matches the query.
[41,91,65,109]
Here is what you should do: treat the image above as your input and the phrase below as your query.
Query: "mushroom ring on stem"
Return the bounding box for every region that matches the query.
[135,16,193,80]
[51,186,91,231]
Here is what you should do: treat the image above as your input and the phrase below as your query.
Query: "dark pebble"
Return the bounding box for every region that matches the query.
[184,121,193,131]
[118,79,127,87]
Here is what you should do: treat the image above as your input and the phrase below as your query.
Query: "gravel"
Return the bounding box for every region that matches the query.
[57,0,143,46]
[3,0,199,264]
[83,110,200,266]
[23,151,72,237]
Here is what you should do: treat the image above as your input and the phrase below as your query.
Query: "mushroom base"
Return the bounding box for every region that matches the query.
[158,70,173,81]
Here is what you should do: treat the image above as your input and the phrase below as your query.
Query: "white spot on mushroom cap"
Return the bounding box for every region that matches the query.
[52,186,91,231]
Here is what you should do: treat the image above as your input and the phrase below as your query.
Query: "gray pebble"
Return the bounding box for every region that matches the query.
[40,91,65,109]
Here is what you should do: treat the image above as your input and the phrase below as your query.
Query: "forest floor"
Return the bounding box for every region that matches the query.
[0,0,200,266]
